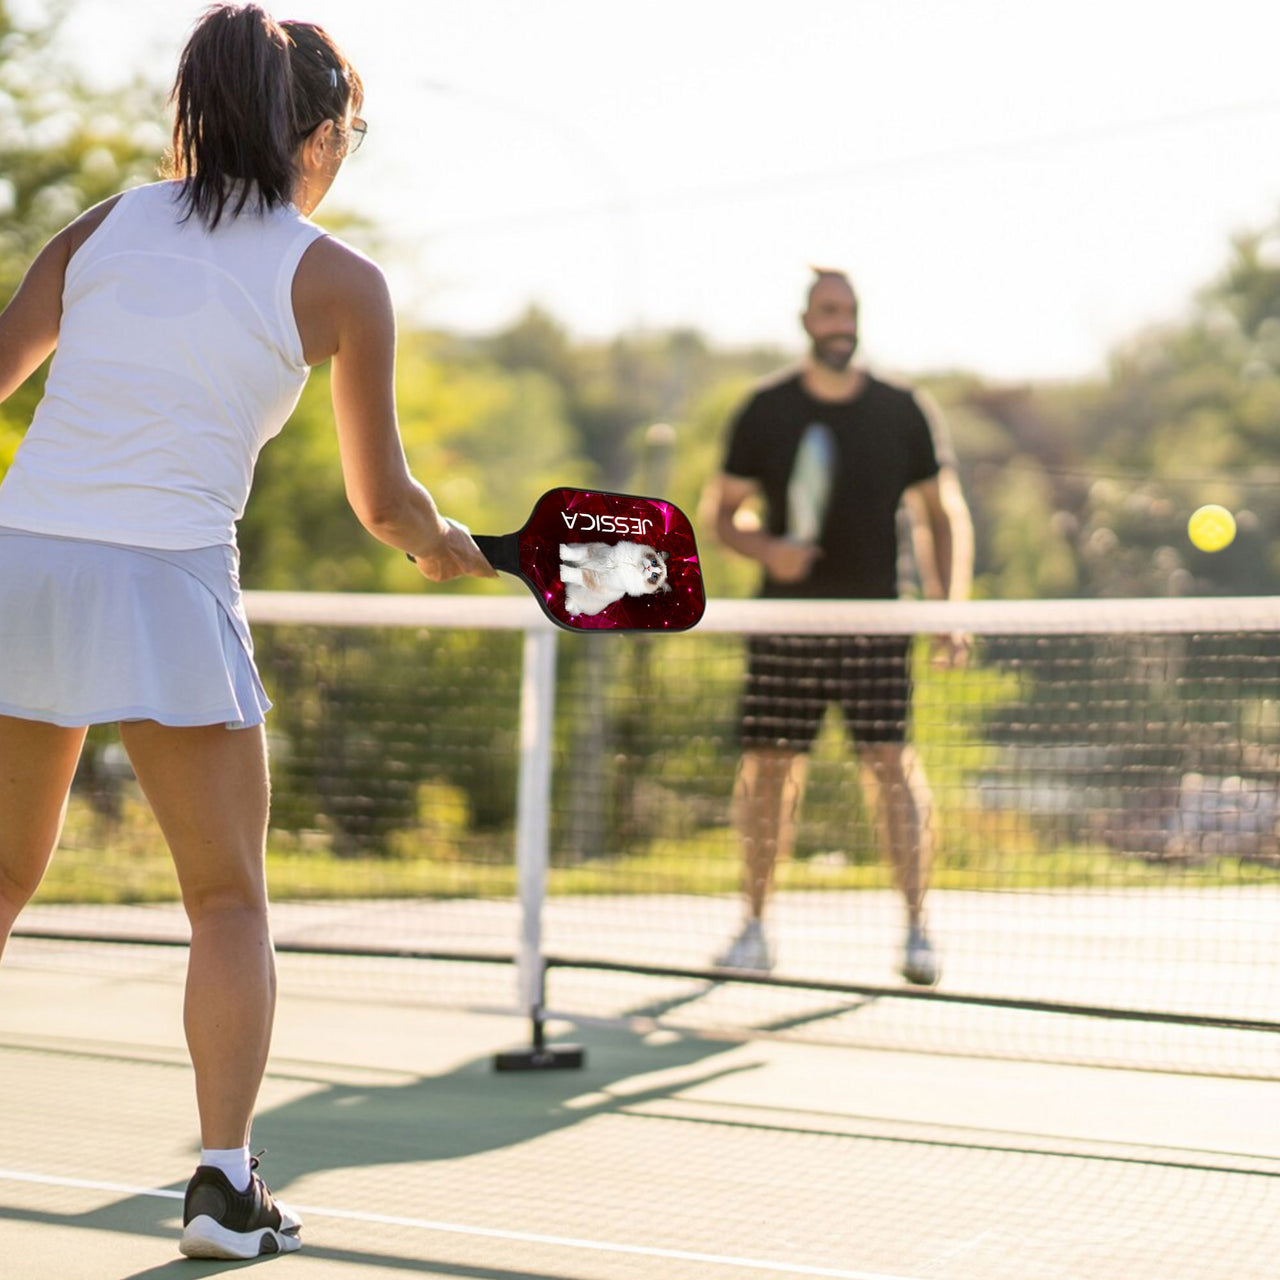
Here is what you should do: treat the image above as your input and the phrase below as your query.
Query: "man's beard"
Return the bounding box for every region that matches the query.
[812,334,857,371]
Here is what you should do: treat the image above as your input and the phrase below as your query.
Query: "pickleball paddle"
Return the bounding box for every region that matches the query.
[412,487,705,633]
[786,422,837,544]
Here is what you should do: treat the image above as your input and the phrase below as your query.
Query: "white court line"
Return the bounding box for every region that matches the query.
[0,1167,925,1280]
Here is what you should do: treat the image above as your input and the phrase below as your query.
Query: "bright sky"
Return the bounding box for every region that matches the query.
[49,0,1280,381]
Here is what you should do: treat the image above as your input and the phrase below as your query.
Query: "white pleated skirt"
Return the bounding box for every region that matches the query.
[0,527,271,730]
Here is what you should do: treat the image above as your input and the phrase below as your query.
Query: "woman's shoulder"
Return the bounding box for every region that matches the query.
[292,234,393,365]
[61,182,184,257]
[60,191,130,259]
[296,232,385,291]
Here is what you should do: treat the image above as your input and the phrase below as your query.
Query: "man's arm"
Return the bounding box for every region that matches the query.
[904,466,973,666]
[700,472,820,585]
[903,467,972,602]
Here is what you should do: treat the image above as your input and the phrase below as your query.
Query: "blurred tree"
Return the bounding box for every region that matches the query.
[1212,225,1280,348]
[927,206,1280,600]
[485,304,574,386]
[483,308,782,499]
[1068,214,1280,597]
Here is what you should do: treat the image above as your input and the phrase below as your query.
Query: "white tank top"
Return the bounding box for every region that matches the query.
[0,181,327,549]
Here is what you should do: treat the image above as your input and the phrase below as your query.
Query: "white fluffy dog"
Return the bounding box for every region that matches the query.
[559,541,670,616]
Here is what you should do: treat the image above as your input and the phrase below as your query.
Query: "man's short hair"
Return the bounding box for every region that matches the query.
[805,267,858,311]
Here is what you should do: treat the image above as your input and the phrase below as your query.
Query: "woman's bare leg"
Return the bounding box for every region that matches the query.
[119,720,274,1150]
[0,715,86,957]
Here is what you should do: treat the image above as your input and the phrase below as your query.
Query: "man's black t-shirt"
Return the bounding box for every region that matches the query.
[722,371,942,600]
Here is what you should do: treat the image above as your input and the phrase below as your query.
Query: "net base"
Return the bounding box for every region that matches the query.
[493,1044,586,1071]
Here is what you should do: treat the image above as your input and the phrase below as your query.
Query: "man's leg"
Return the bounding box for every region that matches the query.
[858,741,939,985]
[843,634,939,985]
[722,635,826,970]
[733,747,808,919]
[0,715,87,958]
[715,748,808,970]
[858,742,933,927]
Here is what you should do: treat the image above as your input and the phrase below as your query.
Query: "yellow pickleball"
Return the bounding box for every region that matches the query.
[1188,504,1236,553]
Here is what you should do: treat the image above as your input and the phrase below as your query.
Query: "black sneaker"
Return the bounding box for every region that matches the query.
[179,1159,302,1259]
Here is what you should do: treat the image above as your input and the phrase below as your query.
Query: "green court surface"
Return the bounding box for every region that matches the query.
[1,937,1277,1280]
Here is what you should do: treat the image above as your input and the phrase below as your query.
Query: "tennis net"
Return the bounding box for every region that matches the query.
[19,591,1280,1077]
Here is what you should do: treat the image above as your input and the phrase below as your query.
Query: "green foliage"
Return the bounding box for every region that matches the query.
[397,331,586,531]
[0,416,19,470]
[9,0,1280,889]
[257,623,522,855]
[3,0,1279,611]
[985,458,1078,598]
[480,306,782,520]
[236,367,368,590]
[929,209,1280,600]
[0,4,165,280]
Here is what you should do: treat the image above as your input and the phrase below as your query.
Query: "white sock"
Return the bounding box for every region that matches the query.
[201,1146,252,1192]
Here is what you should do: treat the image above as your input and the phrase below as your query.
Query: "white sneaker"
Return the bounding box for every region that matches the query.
[714,919,774,972]
[901,925,940,986]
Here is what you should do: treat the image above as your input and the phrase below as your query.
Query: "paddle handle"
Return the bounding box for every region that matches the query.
[405,528,519,576]
[473,532,519,575]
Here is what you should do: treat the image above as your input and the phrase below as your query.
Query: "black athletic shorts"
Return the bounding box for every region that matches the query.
[738,634,913,751]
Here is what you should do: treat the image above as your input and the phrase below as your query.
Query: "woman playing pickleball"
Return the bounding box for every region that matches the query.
[0,3,492,1258]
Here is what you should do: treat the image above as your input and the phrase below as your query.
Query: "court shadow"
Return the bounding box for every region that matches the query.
[2,1187,612,1280]
[251,1013,756,1188]
[0,1004,761,1275]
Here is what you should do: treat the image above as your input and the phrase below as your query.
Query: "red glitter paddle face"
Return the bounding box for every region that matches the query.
[478,488,705,633]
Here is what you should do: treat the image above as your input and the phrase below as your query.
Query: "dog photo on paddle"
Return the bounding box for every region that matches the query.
[559,541,670,616]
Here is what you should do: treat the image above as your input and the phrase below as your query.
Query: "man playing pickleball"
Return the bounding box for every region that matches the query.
[702,268,973,985]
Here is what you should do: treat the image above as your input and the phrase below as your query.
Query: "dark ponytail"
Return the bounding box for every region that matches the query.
[168,4,363,228]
